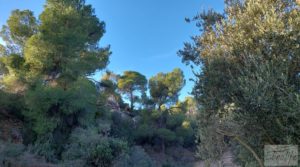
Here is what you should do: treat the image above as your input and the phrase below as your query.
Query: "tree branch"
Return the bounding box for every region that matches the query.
[216,128,264,167]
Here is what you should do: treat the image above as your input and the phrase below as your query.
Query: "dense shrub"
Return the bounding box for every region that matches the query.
[0,141,55,167]
[113,146,154,167]
[0,90,24,118]
[111,111,135,144]
[62,127,128,167]
[134,124,155,144]
[156,128,176,143]
[31,133,58,162]
[175,125,195,147]
[133,106,197,149]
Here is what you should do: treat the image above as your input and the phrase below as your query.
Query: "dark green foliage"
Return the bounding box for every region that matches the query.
[117,71,147,111]
[149,68,185,108]
[0,0,114,165]
[0,0,203,165]
[0,141,25,159]
[111,111,135,144]
[23,0,110,83]
[62,127,128,167]
[0,90,24,118]
[24,78,98,135]
[134,123,155,144]
[0,9,37,53]
[133,101,198,149]
[175,125,195,147]
[113,146,154,167]
[1,54,24,71]
[156,128,176,143]
[31,134,58,162]
[0,141,56,167]
[6,10,37,44]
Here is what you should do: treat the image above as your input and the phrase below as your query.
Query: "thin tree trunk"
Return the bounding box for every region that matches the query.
[234,136,264,167]
[158,102,166,153]
[217,129,264,167]
[130,91,134,111]
[162,138,165,153]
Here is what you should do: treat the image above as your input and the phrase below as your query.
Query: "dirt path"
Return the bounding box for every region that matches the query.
[193,150,239,167]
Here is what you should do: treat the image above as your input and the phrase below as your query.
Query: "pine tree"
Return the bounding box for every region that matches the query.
[0,0,111,159]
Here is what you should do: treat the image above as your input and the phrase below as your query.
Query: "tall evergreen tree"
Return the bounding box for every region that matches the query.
[149,68,185,152]
[117,71,147,111]
[0,0,111,159]
[149,68,185,110]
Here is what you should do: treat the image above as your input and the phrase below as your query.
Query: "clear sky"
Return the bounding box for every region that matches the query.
[0,0,224,99]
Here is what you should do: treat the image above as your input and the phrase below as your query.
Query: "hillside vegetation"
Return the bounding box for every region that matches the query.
[0,0,299,167]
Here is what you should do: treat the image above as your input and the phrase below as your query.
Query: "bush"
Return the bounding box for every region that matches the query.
[134,124,154,144]
[166,113,185,129]
[31,133,58,162]
[156,128,176,143]
[62,127,128,167]
[111,111,135,144]
[0,90,24,119]
[0,141,25,161]
[0,141,55,167]
[175,125,195,147]
[113,146,154,167]
[24,79,98,136]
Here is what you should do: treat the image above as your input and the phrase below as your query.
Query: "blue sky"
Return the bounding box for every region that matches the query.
[0,0,224,99]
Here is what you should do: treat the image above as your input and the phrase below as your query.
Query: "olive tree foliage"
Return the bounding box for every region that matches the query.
[179,0,300,166]
[117,71,147,111]
[0,0,111,160]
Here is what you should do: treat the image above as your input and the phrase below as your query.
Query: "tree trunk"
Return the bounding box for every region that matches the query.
[130,90,134,111]
[161,138,165,153]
